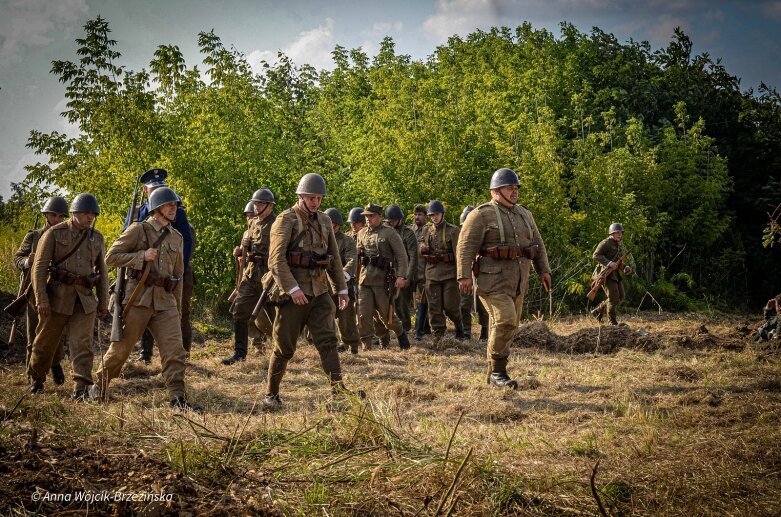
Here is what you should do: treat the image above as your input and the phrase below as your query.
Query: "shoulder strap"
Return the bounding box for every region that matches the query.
[491,203,506,244]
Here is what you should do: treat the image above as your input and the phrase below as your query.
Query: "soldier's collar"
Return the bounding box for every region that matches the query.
[146,216,168,232]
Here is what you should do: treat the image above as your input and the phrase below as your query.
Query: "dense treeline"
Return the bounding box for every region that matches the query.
[3,16,781,315]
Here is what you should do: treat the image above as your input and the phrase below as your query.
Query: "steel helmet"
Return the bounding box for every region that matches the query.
[324,207,344,226]
[244,201,255,215]
[489,168,520,189]
[251,188,275,204]
[41,196,69,215]
[347,207,364,224]
[149,187,181,212]
[70,193,100,214]
[609,222,624,234]
[460,205,475,225]
[295,173,327,196]
[427,200,445,215]
[385,204,404,221]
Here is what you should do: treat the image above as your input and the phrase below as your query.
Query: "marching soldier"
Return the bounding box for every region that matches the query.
[591,223,631,325]
[222,188,276,365]
[263,173,355,408]
[127,169,194,363]
[324,208,361,354]
[243,200,256,222]
[411,204,432,339]
[92,187,199,411]
[459,205,489,341]
[239,200,267,350]
[13,196,69,384]
[420,200,466,340]
[457,168,552,389]
[355,203,411,350]
[384,204,417,333]
[346,207,365,239]
[28,194,108,399]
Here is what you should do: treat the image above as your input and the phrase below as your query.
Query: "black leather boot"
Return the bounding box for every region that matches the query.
[51,362,65,385]
[397,332,411,350]
[487,358,517,390]
[264,354,288,409]
[414,304,426,340]
[479,326,489,342]
[135,329,153,364]
[455,322,468,341]
[222,320,248,365]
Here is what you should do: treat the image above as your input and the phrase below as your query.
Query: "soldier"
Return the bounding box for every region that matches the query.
[420,200,466,340]
[13,196,69,384]
[92,187,199,411]
[384,205,417,333]
[243,201,256,222]
[222,188,276,365]
[324,208,361,354]
[411,204,432,339]
[458,205,489,341]
[591,223,632,326]
[28,193,109,399]
[127,169,194,363]
[457,168,552,389]
[757,294,781,341]
[239,200,266,350]
[346,207,365,238]
[263,173,355,408]
[355,203,411,350]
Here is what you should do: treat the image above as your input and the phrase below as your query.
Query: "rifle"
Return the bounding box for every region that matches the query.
[385,264,397,326]
[4,212,41,344]
[228,256,242,303]
[355,249,363,317]
[111,169,158,342]
[587,248,632,301]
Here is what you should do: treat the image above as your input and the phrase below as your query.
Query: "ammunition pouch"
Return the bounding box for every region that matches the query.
[286,251,333,269]
[48,267,100,288]
[359,254,391,269]
[422,252,455,265]
[479,244,539,261]
[127,269,180,292]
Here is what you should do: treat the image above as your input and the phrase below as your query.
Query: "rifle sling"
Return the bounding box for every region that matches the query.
[122,225,171,321]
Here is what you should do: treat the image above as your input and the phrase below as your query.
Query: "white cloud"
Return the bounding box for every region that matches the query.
[362,21,404,38]
[248,18,336,72]
[422,0,504,42]
[0,0,88,64]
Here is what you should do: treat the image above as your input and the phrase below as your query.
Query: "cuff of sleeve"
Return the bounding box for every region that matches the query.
[337,289,348,295]
[288,286,301,295]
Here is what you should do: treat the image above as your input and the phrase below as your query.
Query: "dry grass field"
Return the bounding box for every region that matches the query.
[1,307,780,516]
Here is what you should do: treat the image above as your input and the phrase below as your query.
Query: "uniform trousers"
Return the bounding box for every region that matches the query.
[425,279,462,334]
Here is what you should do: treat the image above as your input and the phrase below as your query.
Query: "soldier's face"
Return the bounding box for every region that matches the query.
[254,201,272,218]
[491,185,519,207]
[413,211,426,226]
[611,231,623,241]
[386,219,401,228]
[299,195,322,213]
[332,223,341,233]
[366,213,382,229]
[43,212,66,226]
[157,202,177,223]
[350,221,364,233]
[245,212,254,221]
[430,213,444,224]
[71,211,95,229]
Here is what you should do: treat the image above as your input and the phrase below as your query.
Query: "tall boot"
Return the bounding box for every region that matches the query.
[319,347,343,385]
[454,321,468,341]
[422,303,432,335]
[263,354,288,408]
[487,357,517,390]
[414,304,426,340]
[397,331,411,350]
[479,326,489,342]
[222,320,248,365]
[135,329,153,364]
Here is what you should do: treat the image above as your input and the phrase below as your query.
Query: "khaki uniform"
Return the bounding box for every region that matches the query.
[420,221,462,335]
[592,236,626,325]
[460,292,488,337]
[388,223,417,332]
[265,207,348,396]
[232,213,276,336]
[13,223,65,367]
[456,201,550,370]
[355,224,409,346]
[334,231,360,352]
[96,218,186,399]
[28,221,109,390]
[411,223,428,304]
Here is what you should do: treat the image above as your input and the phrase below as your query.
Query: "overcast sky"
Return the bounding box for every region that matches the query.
[1,0,780,199]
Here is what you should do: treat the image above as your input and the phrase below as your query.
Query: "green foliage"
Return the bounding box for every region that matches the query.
[6,16,779,311]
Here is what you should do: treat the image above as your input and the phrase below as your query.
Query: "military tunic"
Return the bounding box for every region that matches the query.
[592,236,626,324]
[420,221,462,335]
[232,213,276,335]
[13,223,65,367]
[389,223,417,333]
[333,230,360,352]
[457,200,550,364]
[28,221,109,390]
[95,217,186,399]
[355,224,409,344]
[265,206,348,396]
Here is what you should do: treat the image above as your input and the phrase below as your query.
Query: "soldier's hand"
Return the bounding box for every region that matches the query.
[241,237,252,248]
[458,277,473,295]
[37,302,51,317]
[233,246,242,258]
[144,248,159,261]
[419,244,428,254]
[338,293,349,310]
[395,277,408,289]
[291,290,309,305]
[540,272,552,291]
